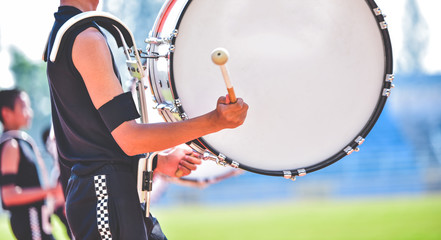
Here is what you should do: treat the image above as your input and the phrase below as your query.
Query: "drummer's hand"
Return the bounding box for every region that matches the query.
[213,96,249,129]
[155,144,202,177]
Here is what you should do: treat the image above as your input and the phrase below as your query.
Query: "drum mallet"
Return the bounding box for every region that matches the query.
[211,48,237,103]
[175,48,236,178]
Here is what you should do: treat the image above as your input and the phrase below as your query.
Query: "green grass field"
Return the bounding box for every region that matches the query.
[1,195,440,240]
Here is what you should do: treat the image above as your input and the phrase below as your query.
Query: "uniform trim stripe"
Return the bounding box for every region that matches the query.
[29,207,42,240]
[94,175,112,240]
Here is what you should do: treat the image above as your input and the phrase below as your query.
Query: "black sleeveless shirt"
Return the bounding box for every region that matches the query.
[0,136,44,210]
[45,6,139,170]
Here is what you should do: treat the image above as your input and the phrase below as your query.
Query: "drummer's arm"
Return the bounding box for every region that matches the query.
[0,140,58,206]
[73,27,248,156]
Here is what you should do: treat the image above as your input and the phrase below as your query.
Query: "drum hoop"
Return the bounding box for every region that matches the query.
[156,0,393,178]
[168,0,191,108]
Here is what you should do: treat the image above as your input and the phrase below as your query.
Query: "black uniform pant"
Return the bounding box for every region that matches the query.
[10,205,54,240]
[65,163,167,240]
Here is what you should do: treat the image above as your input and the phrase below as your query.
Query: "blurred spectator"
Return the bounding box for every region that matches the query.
[0,88,58,239]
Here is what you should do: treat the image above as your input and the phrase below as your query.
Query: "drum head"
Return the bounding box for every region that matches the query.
[155,0,392,175]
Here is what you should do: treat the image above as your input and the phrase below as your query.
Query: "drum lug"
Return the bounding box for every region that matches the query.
[379,21,388,30]
[171,29,179,38]
[382,74,394,97]
[344,146,360,155]
[231,161,240,168]
[373,7,387,18]
[216,153,228,167]
[382,88,392,97]
[373,7,388,29]
[180,113,188,120]
[297,169,307,177]
[344,146,355,155]
[385,74,394,83]
[373,7,382,16]
[174,99,182,107]
[283,171,296,181]
[355,136,365,145]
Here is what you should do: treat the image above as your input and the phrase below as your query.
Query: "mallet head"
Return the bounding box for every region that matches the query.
[211,47,229,65]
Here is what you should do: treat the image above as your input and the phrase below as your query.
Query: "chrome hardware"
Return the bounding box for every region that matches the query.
[202,151,236,168]
[142,53,169,59]
[355,136,365,145]
[383,88,392,97]
[130,49,168,59]
[145,33,176,45]
[155,102,178,113]
[171,29,179,38]
[297,169,307,177]
[373,7,382,16]
[180,112,188,120]
[373,8,387,18]
[344,146,354,155]
[145,37,168,45]
[354,147,360,152]
[202,151,218,161]
[126,60,143,79]
[231,161,239,168]
[145,30,178,53]
[385,74,394,83]
[283,171,296,181]
[174,99,182,107]
[379,21,388,29]
[216,153,227,166]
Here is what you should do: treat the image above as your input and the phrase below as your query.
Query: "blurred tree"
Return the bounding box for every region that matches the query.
[9,47,51,144]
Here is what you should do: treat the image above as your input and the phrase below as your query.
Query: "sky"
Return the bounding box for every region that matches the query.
[0,0,440,89]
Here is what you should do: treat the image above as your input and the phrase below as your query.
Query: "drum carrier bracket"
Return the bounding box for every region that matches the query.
[201,151,231,167]
[155,99,188,120]
[145,29,178,45]
[142,170,153,192]
[144,29,179,55]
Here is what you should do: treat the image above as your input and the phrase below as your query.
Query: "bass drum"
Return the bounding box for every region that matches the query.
[145,0,393,178]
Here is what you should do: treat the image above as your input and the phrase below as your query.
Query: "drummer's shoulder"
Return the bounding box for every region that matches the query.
[73,27,110,59]
[74,27,107,48]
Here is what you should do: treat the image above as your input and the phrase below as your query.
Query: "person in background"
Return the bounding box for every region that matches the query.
[42,126,72,239]
[0,89,59,240]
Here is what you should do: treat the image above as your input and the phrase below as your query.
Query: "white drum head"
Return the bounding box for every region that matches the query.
[149,0,393,175]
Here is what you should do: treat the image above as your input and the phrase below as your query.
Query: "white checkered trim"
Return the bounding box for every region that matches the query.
[29,207,42,240]
[94,175,112,240]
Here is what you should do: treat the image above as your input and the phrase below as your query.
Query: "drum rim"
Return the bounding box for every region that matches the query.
[154,0,393,178]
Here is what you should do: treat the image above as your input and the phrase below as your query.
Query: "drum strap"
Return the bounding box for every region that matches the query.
[45,11,135,63]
